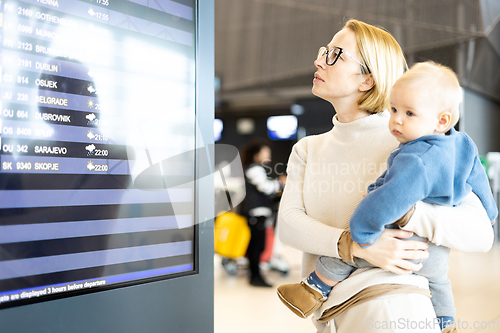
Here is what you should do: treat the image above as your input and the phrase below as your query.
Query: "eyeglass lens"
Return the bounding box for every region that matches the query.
[317,47,340,66]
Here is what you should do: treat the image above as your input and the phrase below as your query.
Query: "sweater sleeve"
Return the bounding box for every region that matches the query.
[367,170,387,193]
[349,153,429,247]
[277,140,345,258]
[402,191,494,252]
[245,165,281,195]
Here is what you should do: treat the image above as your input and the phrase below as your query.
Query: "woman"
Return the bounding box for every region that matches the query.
[240,139,285,287]
[278,19,493,333]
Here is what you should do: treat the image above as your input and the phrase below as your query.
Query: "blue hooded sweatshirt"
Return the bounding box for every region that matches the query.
[350,128,498,248]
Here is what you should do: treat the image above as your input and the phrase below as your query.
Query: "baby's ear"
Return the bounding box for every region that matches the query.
[436,111,452,133]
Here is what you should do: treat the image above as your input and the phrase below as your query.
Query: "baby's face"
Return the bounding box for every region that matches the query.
[389,84,442,144]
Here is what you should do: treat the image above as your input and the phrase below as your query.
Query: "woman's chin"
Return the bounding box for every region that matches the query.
[311,85,322,98]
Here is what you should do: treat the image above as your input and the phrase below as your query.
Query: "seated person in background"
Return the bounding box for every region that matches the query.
[277,61,498,330]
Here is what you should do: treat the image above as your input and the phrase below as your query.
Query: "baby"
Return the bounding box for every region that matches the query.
[277,61,498,330]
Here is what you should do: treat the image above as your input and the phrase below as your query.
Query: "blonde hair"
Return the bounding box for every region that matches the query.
[344,19,407,114]
[394,61,462,130]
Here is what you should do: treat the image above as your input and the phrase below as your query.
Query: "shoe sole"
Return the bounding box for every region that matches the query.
[277,289,319,319]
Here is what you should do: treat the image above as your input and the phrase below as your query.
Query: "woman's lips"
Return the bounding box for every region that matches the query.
[313,73,324,82]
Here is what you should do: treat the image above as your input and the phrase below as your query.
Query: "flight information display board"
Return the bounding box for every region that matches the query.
[0,0,197,307]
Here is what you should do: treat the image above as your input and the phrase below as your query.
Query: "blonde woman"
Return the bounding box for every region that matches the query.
[278,20,493,333]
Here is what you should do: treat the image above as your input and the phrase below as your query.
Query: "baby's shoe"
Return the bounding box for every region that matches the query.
[277,281,327,318]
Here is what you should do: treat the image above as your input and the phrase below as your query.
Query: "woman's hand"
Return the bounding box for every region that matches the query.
[351,229,429,275]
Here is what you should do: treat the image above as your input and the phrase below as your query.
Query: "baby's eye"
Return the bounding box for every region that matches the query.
[391,107,397,113]
[406,111,414,117]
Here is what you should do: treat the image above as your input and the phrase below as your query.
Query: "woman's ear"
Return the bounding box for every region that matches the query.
[359,74,375,92]
[436,112,452,133]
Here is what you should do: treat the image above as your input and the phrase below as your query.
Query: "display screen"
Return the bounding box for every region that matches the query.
[0,0,197,307]
[213,119,222,142]
[267,115,297,140]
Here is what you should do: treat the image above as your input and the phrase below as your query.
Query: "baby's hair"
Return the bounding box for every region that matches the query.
[394,61,462,130]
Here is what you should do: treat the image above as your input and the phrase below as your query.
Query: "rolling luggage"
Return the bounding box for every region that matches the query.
[214,211,251,259]
[214,211,289,276]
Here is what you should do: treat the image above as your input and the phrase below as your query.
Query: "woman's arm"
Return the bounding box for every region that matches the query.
[402,192,494,252]
[337,228,429,275]
[342,192,494,274]
[277,141,345,258]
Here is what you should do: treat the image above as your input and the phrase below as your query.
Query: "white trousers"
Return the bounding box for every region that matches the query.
[314,293,441,333]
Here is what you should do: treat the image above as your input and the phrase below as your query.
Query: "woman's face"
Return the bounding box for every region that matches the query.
[254,146,271,165]
[312,28,367,105]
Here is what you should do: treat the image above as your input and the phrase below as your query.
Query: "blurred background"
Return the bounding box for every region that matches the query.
[212,1,500,332]
[214,0,500,165]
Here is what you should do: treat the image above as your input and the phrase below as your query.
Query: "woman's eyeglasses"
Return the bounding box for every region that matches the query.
[317,46,370,74]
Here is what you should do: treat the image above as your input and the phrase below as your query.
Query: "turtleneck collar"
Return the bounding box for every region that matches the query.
[330,110,390,142]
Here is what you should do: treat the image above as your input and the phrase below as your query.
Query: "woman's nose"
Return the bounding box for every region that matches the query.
[314,56,326,69]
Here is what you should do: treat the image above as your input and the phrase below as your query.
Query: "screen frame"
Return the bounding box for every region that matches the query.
[0,0,199,310]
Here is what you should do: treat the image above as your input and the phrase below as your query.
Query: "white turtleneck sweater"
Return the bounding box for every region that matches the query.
[278,110,493,310]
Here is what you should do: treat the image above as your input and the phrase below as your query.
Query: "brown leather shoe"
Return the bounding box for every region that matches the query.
[277,281,326,318]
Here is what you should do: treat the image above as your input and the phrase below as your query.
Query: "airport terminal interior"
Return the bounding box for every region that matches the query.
[213,1,500,332]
